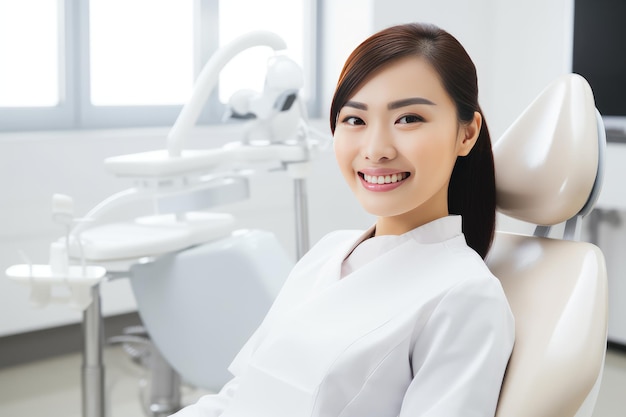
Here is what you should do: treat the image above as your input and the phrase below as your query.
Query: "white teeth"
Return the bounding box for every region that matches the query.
[363,173,406,184]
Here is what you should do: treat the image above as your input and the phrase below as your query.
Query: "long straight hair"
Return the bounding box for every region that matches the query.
[330,23,496,258]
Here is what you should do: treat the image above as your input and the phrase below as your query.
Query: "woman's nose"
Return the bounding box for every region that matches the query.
[361,126,397,162]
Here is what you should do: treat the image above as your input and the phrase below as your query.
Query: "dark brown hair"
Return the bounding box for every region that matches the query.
[330,23,496,258]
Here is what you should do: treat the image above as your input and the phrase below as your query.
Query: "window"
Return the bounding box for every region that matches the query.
[218,0,306,103]
[89,0,195,106]
[0,0,59,107]
[0,0,317,132]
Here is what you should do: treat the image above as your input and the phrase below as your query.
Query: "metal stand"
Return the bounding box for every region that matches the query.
[82,284,105,417]
[294,177,310,260]
[109,326,182,417]
[146,343,182,416]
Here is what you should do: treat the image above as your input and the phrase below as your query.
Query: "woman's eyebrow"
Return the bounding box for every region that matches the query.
[388,97,436,109]
[343,101,368,110]
[342,97,435,111]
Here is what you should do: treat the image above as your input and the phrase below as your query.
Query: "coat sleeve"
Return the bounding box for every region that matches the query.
[399,277,515,417]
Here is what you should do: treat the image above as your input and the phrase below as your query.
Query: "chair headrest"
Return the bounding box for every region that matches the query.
[493,74,600,226]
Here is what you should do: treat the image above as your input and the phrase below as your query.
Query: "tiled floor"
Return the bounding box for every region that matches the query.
[0,346,624,416]
[0,345,211,417]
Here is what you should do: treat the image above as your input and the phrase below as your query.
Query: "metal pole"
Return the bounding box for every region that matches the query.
[294,178,310,260]
[82,284,105,417]
[147,344,182,416]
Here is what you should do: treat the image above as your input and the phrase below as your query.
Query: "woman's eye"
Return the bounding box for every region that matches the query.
[342,116,365,126]
[396,114,424,124]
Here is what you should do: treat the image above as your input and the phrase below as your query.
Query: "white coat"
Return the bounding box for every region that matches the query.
[173,216,515,417]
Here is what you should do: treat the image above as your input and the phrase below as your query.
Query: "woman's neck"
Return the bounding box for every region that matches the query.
[375,212,449,237]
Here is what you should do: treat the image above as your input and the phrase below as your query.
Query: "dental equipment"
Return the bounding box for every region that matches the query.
[5,30,328,417]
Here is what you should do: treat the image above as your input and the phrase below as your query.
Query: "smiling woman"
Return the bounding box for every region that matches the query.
[172,22,513,417]
[333,57,481,237]
[331,23,495,258]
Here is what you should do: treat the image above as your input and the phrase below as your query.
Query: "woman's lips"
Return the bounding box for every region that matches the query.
[358,171,410,191]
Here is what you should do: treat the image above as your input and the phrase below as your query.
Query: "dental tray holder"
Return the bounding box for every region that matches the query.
[5,249,106,311]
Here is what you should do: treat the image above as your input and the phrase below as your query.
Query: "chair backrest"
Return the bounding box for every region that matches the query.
[486,74,609,417]
[129,229,293,390]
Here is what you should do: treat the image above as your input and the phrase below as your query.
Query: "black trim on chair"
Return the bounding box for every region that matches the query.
[608,340,626,353]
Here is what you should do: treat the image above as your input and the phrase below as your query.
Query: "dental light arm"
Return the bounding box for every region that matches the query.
[167,31,288,157]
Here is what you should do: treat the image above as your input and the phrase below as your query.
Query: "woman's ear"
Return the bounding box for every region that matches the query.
[457,111,482,156]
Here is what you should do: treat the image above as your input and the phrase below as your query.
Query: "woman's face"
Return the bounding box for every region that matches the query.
[333,56,480,235]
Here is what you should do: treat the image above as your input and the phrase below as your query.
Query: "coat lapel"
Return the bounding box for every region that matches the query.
[250,235,469,391]
[309,225,377,293]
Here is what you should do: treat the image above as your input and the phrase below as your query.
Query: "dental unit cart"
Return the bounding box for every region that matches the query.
[5,31,328,417]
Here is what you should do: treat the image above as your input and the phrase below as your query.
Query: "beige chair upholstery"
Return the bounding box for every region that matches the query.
[487,74,608,417]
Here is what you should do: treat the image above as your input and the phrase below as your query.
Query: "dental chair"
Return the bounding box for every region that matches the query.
[487,74,608,417]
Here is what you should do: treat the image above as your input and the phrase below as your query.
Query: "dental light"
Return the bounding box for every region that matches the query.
[228,55,303,121]
[227,54,305,145]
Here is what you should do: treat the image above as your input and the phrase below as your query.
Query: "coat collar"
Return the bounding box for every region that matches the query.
[318,215,464,286]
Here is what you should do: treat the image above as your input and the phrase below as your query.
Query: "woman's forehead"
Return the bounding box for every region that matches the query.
[347,57,450,108]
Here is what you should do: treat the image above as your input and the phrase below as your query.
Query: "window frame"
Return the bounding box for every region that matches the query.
[0,0,318,132]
